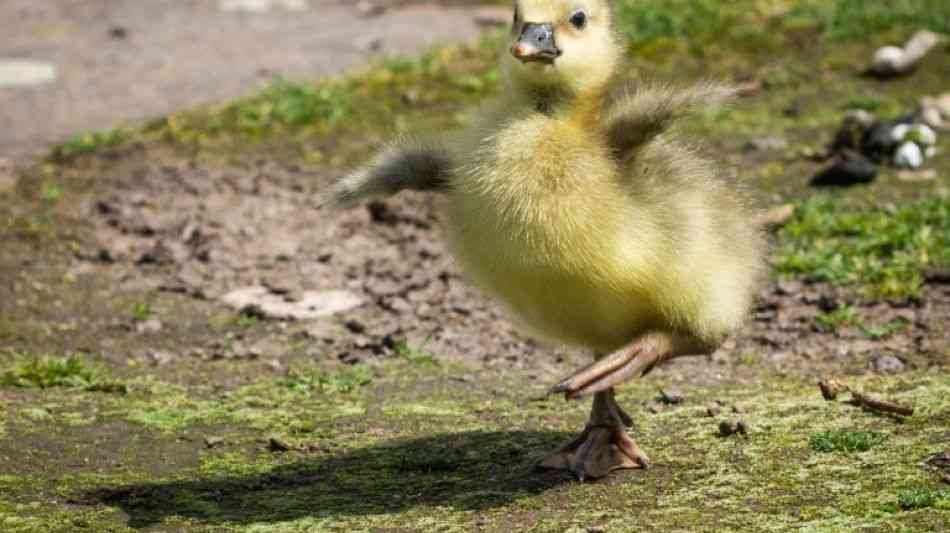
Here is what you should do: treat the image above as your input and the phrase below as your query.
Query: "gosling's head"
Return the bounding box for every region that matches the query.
[504,0,620,96]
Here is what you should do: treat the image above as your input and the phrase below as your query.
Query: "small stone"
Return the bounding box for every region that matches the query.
[718,419,747,437]
[868,353,906,375]
[204,436,225,449]
[108,26,128,39]
[870,45,905,76]
[811,149,877,187]
[658,389,685,405]
[147,350,174,367]
[135,241,175,265]
[0,59,57,87]
[706,403,722,417]
[890,123,911,143]
[135,318,163,335]
[843,109,876,129]
[894,142,923,169]
[344,319,366,334]
[869,31,944,77]
[909,124,937,146]
[861,121,901,162]
[645,400,665,414]
[921,107,945,130]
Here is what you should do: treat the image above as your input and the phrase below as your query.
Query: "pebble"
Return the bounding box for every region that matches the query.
[843,109,876,129]
[718,419,748,437]
[890,123,911,143]
[810,149,877,187]
[135,318,163,335]
[920,93,950,130]
[871,46,905,76]
[658,388,685,405]
[869,353,906,375]
[204,436,225,449]
[0,59,57,88]
[869,31,944,77]
[894,141,923,169]
[861,122,900,162]
[910,124,937,146]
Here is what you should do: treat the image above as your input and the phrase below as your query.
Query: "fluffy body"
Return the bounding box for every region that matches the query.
[335,0,764,355]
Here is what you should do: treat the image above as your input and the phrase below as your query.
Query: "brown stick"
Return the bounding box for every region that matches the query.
[818,378,915,417]
[848,391,915,417]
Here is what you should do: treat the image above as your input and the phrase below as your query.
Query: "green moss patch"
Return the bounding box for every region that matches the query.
[776,195,950,299]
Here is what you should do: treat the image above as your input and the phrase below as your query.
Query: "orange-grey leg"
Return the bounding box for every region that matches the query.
[549,332,713,400]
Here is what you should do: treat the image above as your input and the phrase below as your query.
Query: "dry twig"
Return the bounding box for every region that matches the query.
[848,391,915,417]
[817,378,914,417]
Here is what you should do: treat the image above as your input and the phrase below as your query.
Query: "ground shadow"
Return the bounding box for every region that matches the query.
[85,430,576,528]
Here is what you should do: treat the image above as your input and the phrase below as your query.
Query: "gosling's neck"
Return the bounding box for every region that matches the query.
[518,82,609,130]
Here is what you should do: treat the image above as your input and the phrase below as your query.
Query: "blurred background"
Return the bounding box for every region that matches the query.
[1,0,504,162]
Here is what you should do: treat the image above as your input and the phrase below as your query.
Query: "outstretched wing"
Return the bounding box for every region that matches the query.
[326,139,453,207]
[603,82,734,160]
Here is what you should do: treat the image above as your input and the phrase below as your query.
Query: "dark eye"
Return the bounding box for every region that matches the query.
[570,10,587,29]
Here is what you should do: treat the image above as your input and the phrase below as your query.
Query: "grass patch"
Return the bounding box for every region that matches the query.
[615,0,950,51]
[810,429,887,453]
[50,128,130,161]
[0,352,126,394]
[146,40,501,151]
[131,301,152,322]
[283,365,372,395]
[861,318,911,341]
[814,304,859,332]
[896,487,950,511]
[394,338,438,367]
[776,196,950,299]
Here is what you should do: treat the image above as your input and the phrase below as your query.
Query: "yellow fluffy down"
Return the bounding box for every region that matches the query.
[445,93,763,353]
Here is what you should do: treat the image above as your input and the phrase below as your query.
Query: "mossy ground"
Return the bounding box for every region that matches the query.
[2,1,950,531]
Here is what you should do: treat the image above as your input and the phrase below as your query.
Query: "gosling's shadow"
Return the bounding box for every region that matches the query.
[86,430,575,528]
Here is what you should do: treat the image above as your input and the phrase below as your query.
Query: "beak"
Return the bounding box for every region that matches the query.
[510,23,561,64]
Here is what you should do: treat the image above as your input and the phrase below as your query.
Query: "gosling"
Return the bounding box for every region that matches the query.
[331,0,765,480]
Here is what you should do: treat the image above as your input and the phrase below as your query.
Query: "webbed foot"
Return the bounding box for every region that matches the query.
[538,389,648,481]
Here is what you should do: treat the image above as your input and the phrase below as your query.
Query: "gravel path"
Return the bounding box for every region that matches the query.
[0,0,490,163]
